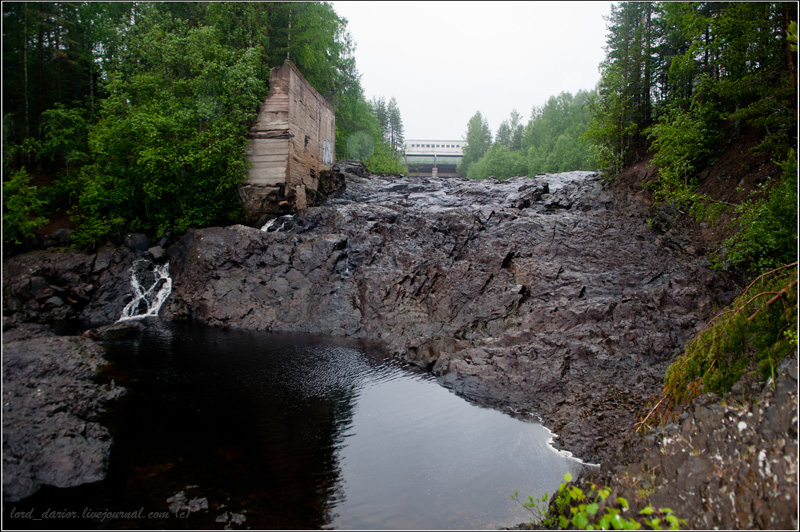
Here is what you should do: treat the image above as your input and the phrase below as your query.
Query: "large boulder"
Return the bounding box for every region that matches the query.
[2,245,143,327]
[2,325,125,502]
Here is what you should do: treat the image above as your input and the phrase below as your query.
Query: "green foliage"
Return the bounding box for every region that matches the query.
[37,104,91,212]
[345,93,407,174]
[721,150,798,272]
[3,1,381,246]
[465,91,595,180]
[2,167,48,245]
[512,473,687,530]
[459,111,493,176]
[651,263,798,424]
[346,130,376,161]
[466,145,527,180]
[364,95,405,161]
[585,1,657,177]
[365,141,408,175]
[526,91,595,175]
[590,1,796,183]
[583,69,627,179]
[495,109,524,151]
[39,104,90,166]
[385,96,405,155]
[76,10,267,243]
[644,104,718,215]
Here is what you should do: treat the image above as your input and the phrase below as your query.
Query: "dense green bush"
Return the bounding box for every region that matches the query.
[463,91,595,180]
[721,150,798,273]
[2,167,47,245]
[3,2,400,247]
[466,145,527,179]
[73,16,267,246]
[365,141,409,175]
[345,130,376,161]
[645,105,717,211]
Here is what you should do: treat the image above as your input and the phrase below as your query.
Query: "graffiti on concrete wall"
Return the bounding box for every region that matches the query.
[322,139,334,165]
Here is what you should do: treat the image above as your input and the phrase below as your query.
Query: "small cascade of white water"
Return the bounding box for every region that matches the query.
[261,214,294,232]
[118,260,173,321]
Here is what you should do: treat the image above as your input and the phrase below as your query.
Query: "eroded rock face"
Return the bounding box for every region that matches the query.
[2,324,125,502]
[162,171,729,462]
[2,245,149,327]
[570,353,798,530]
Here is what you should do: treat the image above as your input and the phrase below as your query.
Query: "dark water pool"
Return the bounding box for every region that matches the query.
[5,320,582,530]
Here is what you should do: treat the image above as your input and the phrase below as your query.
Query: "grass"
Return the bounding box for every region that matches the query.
[640,262,797,428]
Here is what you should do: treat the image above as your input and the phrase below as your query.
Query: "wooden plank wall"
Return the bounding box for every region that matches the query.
[245,64,291,186]
[285,64,336,196]
[243,60,335,218]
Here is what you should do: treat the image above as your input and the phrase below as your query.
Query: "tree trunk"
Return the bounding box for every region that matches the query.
[23,2,29,138]
[55,2,61,102]
[786,5,797,119]
[37,4,44,124]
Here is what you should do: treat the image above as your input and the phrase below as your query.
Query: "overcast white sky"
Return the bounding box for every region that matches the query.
[332,1,613,141]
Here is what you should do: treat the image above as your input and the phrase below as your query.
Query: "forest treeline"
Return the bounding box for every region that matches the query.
[462,1,797,273]
[458,91,595,179]
[2,1,406,247]
[3,1,796,274]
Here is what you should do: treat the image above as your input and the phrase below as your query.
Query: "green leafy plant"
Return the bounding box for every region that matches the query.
[644,105,718,216]
[718,149,798,273]
[2,167,48,245]
[466,145,527,180]
[513,473,687,530]
[365,141,408,175]
[78,16,264,243]
[346,130,376,161]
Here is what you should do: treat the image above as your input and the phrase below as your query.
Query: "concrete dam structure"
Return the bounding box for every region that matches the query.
[404,140,464,177]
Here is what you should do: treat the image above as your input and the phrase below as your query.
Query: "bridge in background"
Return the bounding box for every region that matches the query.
[404,140,463,177]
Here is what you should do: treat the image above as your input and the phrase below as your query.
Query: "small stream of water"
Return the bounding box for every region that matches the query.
[118,260,172,321]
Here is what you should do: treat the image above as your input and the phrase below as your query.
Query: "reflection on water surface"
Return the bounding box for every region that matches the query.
[5,320,582,530]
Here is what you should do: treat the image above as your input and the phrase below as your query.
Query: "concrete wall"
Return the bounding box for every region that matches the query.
[404,140,465,156]
[241,60,336,224]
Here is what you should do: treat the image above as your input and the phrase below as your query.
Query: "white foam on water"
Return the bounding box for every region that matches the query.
[119,260,173,321]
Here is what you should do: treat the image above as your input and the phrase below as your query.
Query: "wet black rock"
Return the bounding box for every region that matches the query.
[147,245,166,261]
[2,324,125,502]
[567,353,798,530]
[83,319,146,341]
[333,160,369,178]
[2,169,792,526]
[161,171,733,463]
[2,245,141,327]
[124,232,150,251]
[42,229,73,248]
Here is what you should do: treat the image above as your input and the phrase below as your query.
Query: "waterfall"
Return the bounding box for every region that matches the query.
[119,260,173,321]
[261,214,294,232]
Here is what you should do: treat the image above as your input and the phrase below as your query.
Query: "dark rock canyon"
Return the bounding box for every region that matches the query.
[3,168,795,528]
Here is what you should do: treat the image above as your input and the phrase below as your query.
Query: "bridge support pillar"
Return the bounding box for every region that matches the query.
[431,166,438,178]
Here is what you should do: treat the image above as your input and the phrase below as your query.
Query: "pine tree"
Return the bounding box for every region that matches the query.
[387,96,404,154]
[495,120,512,148]
[370,96,389,141]
[459,111,493,176]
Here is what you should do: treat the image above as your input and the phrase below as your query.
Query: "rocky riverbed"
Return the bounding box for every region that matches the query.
[3,168,796,528]
[161,170,731,462]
